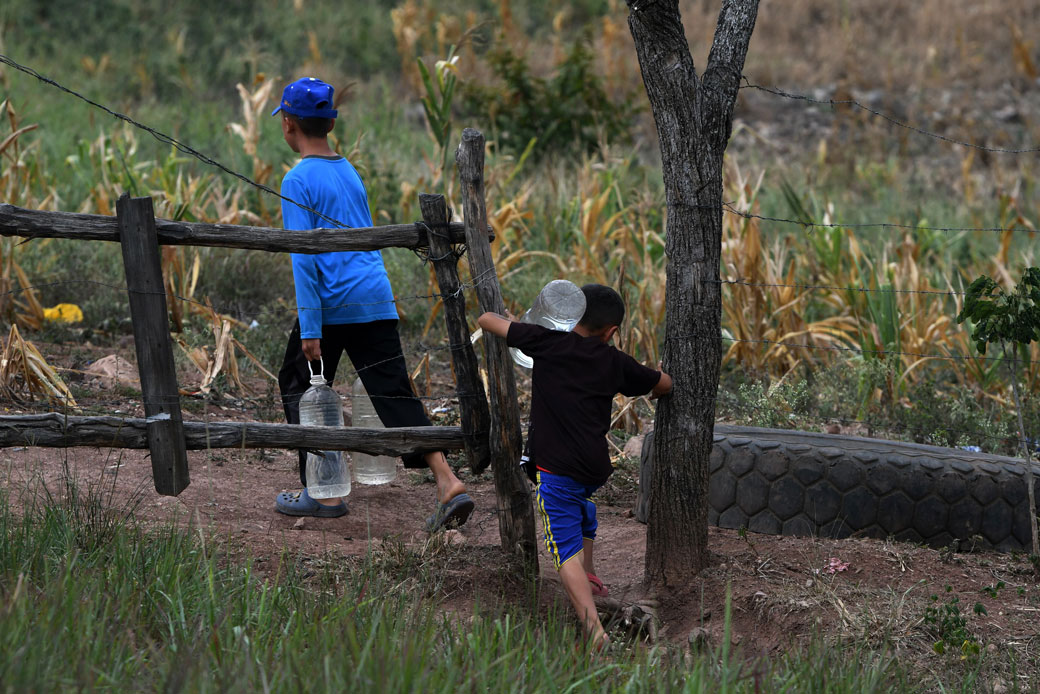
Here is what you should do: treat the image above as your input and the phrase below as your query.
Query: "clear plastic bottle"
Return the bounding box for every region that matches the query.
[299,360,351,499]
[351,377,397,485]
[510,279,587,368]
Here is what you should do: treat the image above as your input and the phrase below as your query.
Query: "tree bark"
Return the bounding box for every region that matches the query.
[626,0,759,590]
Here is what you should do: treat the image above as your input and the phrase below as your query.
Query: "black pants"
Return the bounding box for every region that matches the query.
[278,319,433,486]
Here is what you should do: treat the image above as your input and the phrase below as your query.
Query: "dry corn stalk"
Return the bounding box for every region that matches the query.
[177,307,276,395]
[0,323,77,407]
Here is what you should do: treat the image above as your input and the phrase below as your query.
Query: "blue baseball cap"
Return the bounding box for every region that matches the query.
[271,78,338,119]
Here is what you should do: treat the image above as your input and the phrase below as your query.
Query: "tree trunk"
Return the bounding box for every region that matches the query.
[626,0,759,590]
[1004,342,1040,557]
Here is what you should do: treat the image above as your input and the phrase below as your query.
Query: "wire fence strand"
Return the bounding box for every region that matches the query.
[711,335,1004,364]
[713,201,1037,236]
[0,53,350,229]
[710,278,967,298]
[741,80,1040,154]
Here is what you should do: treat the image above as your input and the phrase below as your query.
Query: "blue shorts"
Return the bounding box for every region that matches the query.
[535,470,601,569]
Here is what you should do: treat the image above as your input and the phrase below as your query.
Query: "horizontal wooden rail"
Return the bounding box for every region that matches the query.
[0,414,464,456]
[0,203,490,253]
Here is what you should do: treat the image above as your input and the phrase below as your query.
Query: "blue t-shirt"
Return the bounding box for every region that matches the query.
[280,156,398,338]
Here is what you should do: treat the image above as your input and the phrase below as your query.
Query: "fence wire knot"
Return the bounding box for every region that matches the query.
[413,208,468,266]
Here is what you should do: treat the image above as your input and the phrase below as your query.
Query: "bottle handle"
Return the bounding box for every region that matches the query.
[307,357,325,382]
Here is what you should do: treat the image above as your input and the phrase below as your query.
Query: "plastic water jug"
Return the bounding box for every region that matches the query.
[299,359,351,499]
[510,279,587,368]
[351,377,397,485]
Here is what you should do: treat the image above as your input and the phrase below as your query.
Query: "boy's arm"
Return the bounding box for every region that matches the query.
[650,370,673,399]
[477,311,513,338]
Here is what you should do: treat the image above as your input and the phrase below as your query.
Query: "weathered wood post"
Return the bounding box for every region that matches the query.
[116,193,189,495]
[419,193,492,474]
[456,129,538,570]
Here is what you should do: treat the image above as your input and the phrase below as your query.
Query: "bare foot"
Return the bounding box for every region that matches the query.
[437,480,467,505]
[426,451,467,504]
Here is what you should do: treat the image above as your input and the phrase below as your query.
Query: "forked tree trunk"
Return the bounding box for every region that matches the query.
[626,0,759,590]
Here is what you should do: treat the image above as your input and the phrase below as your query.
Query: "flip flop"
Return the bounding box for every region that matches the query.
[587,572,609,597]
[425,493,475,532]
[275,489,348,518]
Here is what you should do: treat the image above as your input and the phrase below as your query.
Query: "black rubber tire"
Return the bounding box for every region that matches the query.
[636,426,1040,551]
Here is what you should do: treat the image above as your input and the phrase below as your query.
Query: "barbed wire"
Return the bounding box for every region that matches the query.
[713,201,1036,236]
[17,384,1035,461]
[741,80,1040,154]
[699,335,1002,364]
[0,53,352,230]
[1,266,500,318]
[10,379,477,417]
[710,278,967,298]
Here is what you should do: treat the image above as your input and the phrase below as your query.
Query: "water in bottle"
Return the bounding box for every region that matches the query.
[510,279,587,368]
[351,377,397,485]
[299,359,351,499]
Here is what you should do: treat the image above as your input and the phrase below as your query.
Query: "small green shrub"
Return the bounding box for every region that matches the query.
[727,377,813,429]
[922,587,980,658]
[461,35,639,160]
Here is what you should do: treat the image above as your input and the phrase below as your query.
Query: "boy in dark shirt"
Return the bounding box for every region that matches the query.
[478,284,672,648]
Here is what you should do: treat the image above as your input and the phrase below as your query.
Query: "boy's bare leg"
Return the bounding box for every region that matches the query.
[559,552,607,645]
[425,451,467,503]
[582,538,595,575]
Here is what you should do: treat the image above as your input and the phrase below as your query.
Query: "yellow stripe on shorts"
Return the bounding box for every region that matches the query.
[535,480,561,569]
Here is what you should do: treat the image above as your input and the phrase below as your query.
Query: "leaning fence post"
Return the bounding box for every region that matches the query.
[116,193,189,495]
[456,128,538,571]
[419,193,492,474]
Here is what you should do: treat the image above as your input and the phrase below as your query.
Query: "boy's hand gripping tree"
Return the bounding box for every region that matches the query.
[957,267,1040,557]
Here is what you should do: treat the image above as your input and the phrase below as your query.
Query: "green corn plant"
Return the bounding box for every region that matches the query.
[417,45,459,193]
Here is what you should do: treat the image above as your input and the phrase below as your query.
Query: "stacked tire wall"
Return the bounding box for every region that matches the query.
[636,426,1040,551]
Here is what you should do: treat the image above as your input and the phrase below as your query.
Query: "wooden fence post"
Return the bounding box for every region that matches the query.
[419,193,492,474]
[117,193,189,495]
[456,129,538,571]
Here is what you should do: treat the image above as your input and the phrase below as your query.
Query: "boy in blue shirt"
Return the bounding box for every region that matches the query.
[478,284,672,648]
[271,77,472,530]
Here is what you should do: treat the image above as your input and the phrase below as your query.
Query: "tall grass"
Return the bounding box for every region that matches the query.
[0,479,936,692]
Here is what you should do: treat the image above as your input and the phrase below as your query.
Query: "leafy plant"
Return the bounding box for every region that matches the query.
[980,581,1004,598]
[922,587,979,658]
[957,268,1040,557]
[461,35,639,160]
[733,378,813,429]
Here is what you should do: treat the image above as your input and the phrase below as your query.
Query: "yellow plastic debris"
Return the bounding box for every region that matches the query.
[42,303,84,324]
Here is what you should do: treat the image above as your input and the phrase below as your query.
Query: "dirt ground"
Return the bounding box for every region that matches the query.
[3,343,1039,688]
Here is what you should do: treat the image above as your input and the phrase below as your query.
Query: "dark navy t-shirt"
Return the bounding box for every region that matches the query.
[507,322,661,486]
